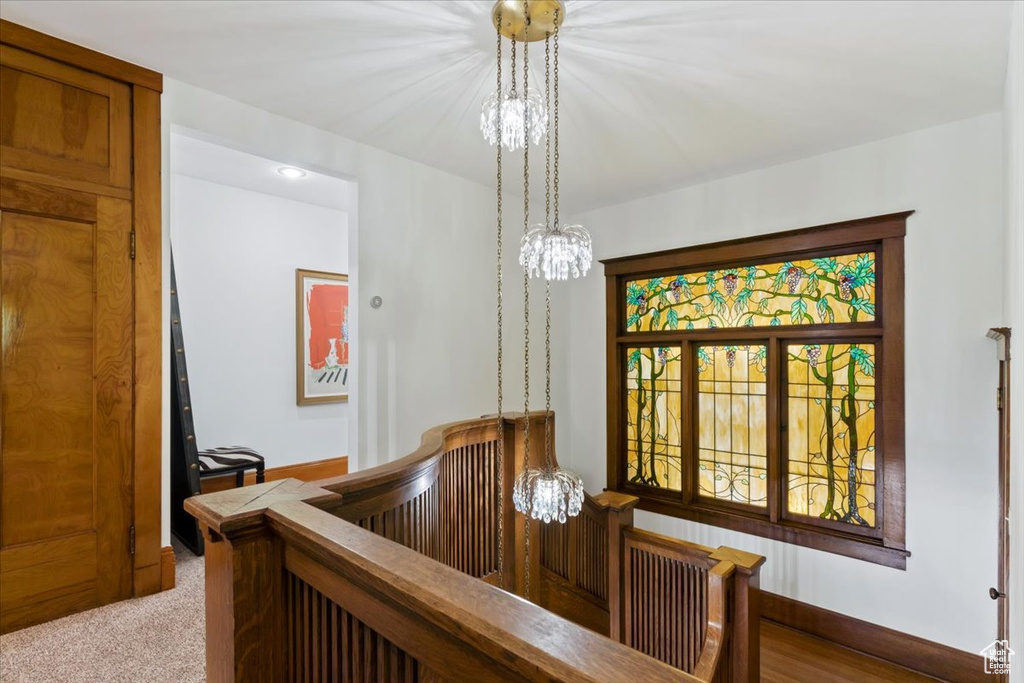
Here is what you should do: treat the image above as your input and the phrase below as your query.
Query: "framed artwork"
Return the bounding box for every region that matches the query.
[296,269,350,405]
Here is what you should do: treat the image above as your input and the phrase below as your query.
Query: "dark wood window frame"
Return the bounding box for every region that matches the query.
[603,212,911,569]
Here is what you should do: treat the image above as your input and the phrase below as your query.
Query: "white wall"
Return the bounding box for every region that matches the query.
[1004,0,1023,659]
[566,114,1004,653]
[170,174,349,468]
[161,79,569,544]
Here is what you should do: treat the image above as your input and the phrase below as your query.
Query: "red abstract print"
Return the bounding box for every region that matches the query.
[306,283,349,370]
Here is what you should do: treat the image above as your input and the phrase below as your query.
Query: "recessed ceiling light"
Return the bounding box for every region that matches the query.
[277,166,307,179]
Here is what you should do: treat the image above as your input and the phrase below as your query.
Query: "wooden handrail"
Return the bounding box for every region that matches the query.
[621,526,720,569]
[316,417,499,497]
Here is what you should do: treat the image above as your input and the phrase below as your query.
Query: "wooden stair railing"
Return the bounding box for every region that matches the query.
[537,493,765,681]
[186,412,765,682]
[620,528,735,681]
[314,416,518,587]
[186,480,690,683]
[536,490,628,635]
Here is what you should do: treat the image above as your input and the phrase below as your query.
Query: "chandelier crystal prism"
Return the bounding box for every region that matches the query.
[512,467,584,524]
[520,222,592,280]
[480,87,547,152]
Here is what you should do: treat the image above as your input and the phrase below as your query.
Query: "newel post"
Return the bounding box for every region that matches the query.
[592,491,639,642]
[184,480,341,683]
[710,546,766,683]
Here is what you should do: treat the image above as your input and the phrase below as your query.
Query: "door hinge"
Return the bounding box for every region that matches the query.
[129,525,136,555]
[130,231,136,260]
[997,387,1004,411]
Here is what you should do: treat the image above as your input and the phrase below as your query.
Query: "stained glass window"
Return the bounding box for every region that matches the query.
[611,217,908,564]
[697,345,768,506]
[626,346,682,490]
[625,252,876,331]
[786,343,876,527]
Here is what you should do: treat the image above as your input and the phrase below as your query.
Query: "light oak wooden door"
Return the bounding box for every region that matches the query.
[0,35,135,634]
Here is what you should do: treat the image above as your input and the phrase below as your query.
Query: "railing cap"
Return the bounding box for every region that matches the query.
[184,478,341,539]
[592,490,641,512]
[709,545,767,572]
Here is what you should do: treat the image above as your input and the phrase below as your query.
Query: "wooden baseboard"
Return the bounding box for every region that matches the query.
[200,455,349,494]
[762,592,988,682]
[160,546,175,591]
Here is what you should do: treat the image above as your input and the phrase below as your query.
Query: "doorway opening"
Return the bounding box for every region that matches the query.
[168,132,355,552]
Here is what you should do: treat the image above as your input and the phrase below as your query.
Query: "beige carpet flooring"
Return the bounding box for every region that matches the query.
[0,542,205,683]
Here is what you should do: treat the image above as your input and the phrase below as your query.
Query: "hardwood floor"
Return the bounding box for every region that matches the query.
[762,621,939,682]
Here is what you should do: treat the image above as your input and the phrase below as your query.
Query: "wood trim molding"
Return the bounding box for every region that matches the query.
[200,456,350,494]
[600,211,912,275]
[131,85,164,597]
[635,496,909,569]
[761,592,988,683]
[0,19,162,91]
[160,546,176,592]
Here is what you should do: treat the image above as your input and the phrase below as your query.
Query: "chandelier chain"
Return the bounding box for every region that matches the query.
[544,280,552,468]
[544,34,551,231]
[521,0,532,600]
[553,17,560,229]
[504,0,585,544]
[509,32,517,98]
[494,13,505,589]
[543,27,553,470]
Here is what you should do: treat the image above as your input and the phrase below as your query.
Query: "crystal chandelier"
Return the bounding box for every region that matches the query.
[520,223,592,280]
[480,87,547,152]
[512,467,584,524]
[515,2,593,281]
[480,4,549,151]
[490,1,584,532]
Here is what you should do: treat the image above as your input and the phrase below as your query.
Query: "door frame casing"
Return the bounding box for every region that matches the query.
[0,19,165,597]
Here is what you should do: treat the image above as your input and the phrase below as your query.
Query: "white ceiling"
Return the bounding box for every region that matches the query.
[171,133,350,212]
[1,1,1013,212]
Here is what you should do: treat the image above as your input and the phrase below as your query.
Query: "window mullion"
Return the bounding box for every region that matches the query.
[680,338,694,505]
[767,336,782,524]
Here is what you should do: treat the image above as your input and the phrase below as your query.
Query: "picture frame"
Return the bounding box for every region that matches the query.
[296,268,350,405]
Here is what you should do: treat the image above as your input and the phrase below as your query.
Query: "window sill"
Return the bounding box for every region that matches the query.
[629,494,910,570]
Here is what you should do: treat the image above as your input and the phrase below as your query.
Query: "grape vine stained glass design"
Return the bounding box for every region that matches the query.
[697,345,768,506]
[786,343,876,527]
[625,252,875,331]
[626,346,682,490]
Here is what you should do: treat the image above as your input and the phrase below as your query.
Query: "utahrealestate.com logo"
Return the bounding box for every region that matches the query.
[980,640,1014,675]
